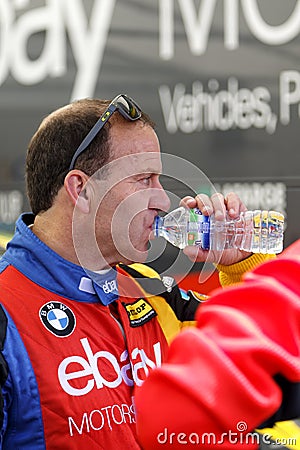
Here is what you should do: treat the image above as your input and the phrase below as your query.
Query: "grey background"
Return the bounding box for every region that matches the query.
[0,0,299,270]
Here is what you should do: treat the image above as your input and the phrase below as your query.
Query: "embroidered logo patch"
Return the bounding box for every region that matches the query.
[123,298,157,328]
[188,290,209,302]
[39,302,76,337]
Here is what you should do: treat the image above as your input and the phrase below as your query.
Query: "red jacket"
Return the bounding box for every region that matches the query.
[135,240,300,449]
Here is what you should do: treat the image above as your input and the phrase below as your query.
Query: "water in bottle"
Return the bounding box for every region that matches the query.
[153,207,284,254]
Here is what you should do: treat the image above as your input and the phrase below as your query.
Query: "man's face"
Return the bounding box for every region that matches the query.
[92,121,170,266]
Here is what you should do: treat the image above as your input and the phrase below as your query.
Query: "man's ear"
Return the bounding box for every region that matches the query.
[64,170,91,214]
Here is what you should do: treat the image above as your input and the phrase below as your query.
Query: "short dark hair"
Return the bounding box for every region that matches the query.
[26,98,155,215]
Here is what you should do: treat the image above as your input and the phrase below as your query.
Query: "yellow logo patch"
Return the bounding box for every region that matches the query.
[124,298,157,327]
[189,290,209,302]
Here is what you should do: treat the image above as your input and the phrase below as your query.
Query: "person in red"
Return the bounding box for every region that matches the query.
[135,237,300,449]
[0,94,267,449]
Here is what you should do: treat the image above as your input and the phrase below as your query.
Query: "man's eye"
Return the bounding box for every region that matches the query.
[141,176,151,185]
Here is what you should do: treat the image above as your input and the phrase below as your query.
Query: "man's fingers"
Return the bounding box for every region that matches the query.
[225,192,247,217]
[180,196,196,208]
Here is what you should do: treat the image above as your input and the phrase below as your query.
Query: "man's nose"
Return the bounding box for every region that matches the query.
[150,183,171,212]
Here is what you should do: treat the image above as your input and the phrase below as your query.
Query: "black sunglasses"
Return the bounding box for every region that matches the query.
[69,94,142,170]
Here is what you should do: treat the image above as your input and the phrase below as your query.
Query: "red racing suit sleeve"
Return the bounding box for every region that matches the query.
[135,240,300,449]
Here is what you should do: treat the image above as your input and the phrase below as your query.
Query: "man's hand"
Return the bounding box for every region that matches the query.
[180,192,252,266]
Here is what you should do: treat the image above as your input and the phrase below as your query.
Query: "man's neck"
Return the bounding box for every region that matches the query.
[31,208,115,271]
[32,210,80,265]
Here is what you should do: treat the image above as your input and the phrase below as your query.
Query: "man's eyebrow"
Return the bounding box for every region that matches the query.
[140,161,163,174]
[134,168,162,176]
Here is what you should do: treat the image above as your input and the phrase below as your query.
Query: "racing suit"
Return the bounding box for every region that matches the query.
[135,239,300,449]
[0,213,271,449]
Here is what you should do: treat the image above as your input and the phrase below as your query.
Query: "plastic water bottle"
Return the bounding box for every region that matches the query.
[153,207,284,254]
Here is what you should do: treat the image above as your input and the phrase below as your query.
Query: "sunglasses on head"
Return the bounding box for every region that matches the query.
[69,94,142,170]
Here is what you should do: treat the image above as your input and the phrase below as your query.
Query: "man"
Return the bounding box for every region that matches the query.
[0,94,273,449]
[135,239,300,449]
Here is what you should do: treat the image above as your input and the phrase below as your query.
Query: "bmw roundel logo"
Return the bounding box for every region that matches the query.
[39,302,76,337]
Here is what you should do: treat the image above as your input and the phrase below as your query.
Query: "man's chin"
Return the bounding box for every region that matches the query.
[131,249,148,264]
[148,229,155,241]
[119,247,149,265]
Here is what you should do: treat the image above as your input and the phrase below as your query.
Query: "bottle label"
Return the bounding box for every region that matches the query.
[187,209,210,250]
